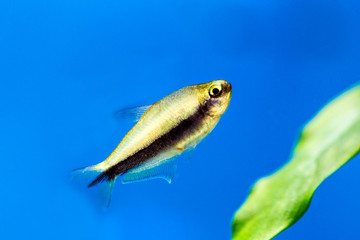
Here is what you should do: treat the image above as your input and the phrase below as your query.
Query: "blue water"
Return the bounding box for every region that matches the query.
[1,0,360,239]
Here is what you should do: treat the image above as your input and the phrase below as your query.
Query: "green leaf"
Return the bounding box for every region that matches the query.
[232,84,360,240]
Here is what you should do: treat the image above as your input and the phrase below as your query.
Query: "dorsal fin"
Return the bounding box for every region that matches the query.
[114,105,151,122]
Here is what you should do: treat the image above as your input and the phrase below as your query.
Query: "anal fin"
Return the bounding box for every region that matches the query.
[121,156,178,184]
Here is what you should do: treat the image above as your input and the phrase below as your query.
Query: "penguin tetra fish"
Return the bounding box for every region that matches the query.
[74,80,232,205]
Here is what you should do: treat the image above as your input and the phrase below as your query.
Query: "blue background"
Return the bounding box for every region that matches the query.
[1,0,360,239]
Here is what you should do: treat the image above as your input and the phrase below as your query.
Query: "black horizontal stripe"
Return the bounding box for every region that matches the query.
[88,106,205,187]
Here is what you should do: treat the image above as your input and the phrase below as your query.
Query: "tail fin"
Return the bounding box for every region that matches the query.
[72,166,116,207]
[88,171,111,187]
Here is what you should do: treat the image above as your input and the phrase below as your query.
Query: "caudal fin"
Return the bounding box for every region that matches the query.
[72,166,116,207]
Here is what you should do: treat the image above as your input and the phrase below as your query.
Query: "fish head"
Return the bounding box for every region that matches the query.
[197,79,232,117]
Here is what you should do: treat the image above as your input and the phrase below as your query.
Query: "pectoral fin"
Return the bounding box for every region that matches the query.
[121,156,178,184]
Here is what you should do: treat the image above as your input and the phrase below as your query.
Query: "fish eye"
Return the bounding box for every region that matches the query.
[209,85,222,97]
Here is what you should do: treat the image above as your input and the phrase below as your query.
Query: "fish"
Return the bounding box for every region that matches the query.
[73,79,232,205]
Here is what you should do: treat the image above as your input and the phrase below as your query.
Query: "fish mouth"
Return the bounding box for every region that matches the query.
[225,82,232,92]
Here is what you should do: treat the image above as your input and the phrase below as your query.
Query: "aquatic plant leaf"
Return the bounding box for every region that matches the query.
[232,84,360,240]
